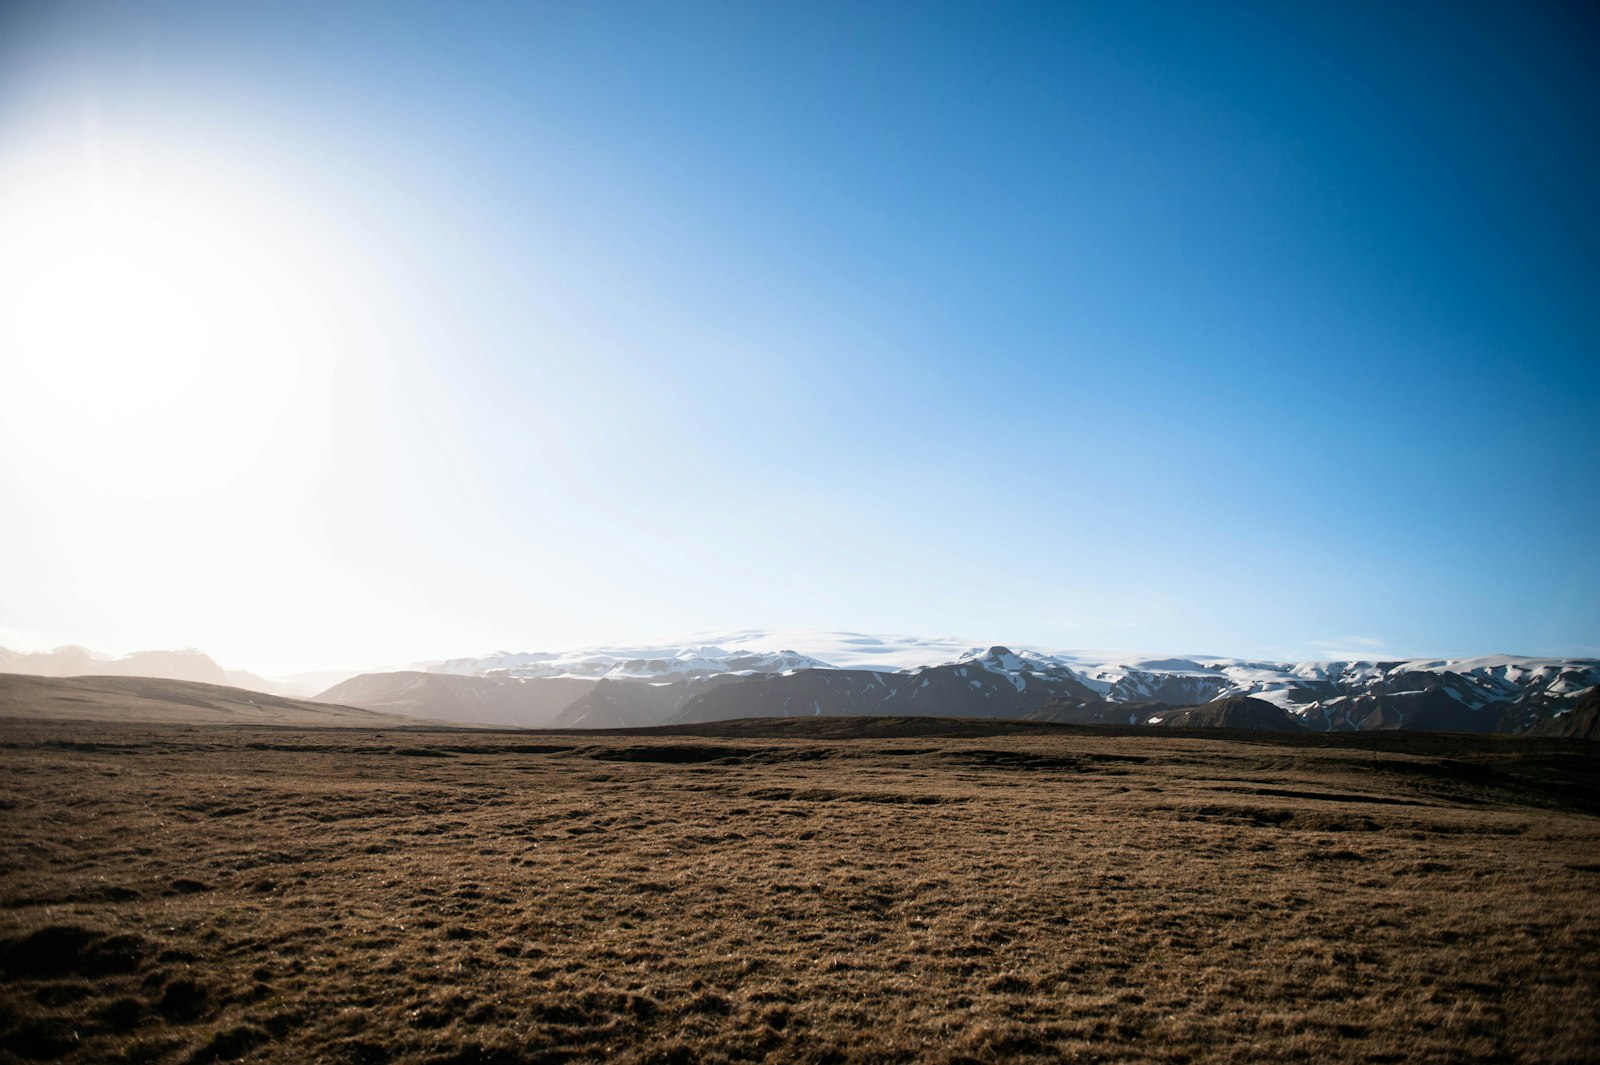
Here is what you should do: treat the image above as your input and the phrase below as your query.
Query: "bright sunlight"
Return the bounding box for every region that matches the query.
[0,133,330,499]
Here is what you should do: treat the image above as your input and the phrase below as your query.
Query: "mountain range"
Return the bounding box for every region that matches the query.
[342,632,1600,734]
[5,633,1595,735]
[0,646,354,698]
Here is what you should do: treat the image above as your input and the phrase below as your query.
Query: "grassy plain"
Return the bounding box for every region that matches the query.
[1,718,1597,1063]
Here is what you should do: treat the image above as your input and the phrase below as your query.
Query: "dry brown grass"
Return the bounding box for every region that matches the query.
[0,719,1597,1063]
[0,675,423,728]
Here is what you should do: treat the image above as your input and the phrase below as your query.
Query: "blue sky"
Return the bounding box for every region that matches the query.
[1,1,1596,671]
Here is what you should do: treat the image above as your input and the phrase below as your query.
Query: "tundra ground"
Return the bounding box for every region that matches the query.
[1,719,1596,1063]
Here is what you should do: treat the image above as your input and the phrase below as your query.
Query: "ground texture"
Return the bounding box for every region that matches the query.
[0,719,1597,1063]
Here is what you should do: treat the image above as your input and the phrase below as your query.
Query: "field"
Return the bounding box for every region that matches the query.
[1,717,1597,1063]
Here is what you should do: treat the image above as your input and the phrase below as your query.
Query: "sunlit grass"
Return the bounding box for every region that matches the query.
[1,722,1596,1062]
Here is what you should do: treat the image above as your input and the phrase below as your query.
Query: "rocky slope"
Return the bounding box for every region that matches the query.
[1525,687,1600,741]
[315,672,593,728]
[1145,695,1306,732]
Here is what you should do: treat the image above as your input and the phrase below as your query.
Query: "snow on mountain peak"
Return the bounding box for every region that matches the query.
[419,631,1600,727]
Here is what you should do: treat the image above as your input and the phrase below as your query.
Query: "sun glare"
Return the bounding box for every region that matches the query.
[1,140,327,498]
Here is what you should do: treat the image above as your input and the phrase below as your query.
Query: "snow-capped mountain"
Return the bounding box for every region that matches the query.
[1003,652,1600,733]
[425,644,830,681]
[396,632,1599,733]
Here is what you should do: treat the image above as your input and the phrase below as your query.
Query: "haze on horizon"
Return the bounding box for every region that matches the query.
[2,1,1596,677]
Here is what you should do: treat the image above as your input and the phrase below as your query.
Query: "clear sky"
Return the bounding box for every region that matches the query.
[2,1,1596,674]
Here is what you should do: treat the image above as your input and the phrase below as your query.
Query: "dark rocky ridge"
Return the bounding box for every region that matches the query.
[675,660,1102,724]
[1525,687,1600,741]
[1149,695,1305,732]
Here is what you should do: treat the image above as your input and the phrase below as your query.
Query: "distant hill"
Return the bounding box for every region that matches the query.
[0,646,233,685]
[551,674,744,728]
[315,671,594,728]
[1147,695,1306,732]
[271,669,363,697]
[1028,700,1168,726]
[0,646,357,698]
[0,673,421,727]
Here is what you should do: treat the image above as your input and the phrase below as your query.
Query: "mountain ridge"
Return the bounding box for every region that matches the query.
[5,635,1594,735]
[382,634,1600,734]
